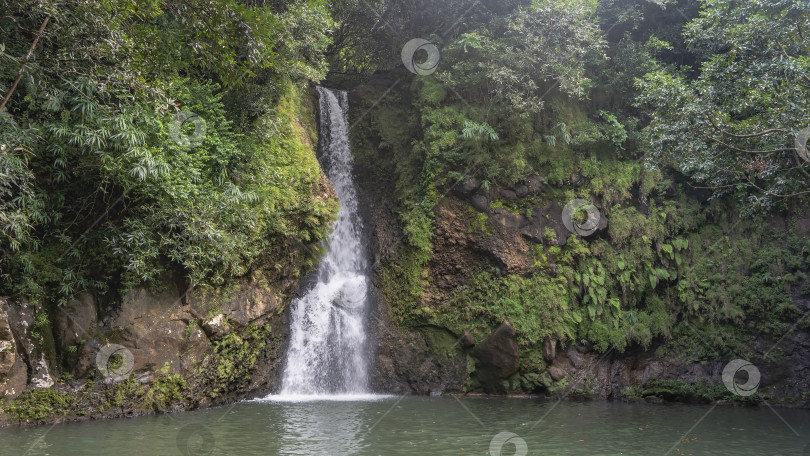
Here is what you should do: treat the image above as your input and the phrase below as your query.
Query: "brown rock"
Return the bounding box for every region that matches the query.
[108,280,192,376]
[490,208,529,231]
[566,347,584,369]
[524,176,544,195]
[189,273,283,329]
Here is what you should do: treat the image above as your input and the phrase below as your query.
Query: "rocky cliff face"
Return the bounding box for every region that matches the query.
[0,142,338,425]
[0,235,324,424]
[362,174,810,404]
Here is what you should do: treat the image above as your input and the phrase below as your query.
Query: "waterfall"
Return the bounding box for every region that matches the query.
[275,87,371,398]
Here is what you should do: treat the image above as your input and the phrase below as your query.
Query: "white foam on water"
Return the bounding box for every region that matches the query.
[256,393,394,403]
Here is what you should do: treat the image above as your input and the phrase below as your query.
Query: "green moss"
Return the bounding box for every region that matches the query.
[378,248,430,327]
[143,374,188,412]
[621,385,645,399]
[430,269,576,347]
[198,323,268,399]
[420,326,464,361]
[2,389,76,422]
[641,379,765,405]
[490,200,521,216]
[467,210,492,235]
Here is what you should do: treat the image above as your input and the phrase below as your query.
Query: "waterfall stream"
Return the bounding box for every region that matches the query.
[273,87,372,398]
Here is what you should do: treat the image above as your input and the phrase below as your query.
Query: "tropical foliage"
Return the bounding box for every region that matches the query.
[0,0,337,303]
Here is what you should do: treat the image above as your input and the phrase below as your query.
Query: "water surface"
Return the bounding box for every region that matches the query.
[3,397,809,455]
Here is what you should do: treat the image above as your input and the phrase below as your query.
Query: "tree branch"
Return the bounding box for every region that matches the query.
[705,114,787,139]
[702,133,795,154]
[0,15,51,113]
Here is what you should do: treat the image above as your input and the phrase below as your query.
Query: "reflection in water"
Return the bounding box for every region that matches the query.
[272,400,372,455]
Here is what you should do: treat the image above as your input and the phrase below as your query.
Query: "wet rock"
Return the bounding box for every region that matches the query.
[472,322,519,392]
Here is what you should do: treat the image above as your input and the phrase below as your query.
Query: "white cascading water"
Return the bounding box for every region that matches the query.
[275,87,371,398]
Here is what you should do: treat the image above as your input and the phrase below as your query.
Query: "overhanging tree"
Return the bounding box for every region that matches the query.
[637,0,810,212]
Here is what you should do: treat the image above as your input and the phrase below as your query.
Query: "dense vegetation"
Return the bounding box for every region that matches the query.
[336,0,810,385]
[1,0,338,305]
[1,0,809,398]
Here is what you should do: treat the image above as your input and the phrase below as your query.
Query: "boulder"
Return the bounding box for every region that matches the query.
[189,274,283,329]
[549,366,567,382]
[472,322,519,392]
[470,193,489,212]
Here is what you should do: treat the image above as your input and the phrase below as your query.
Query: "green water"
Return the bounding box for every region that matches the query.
[2,397,808,455]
